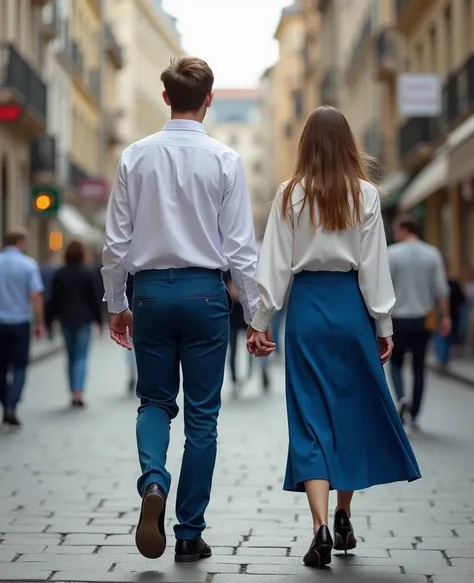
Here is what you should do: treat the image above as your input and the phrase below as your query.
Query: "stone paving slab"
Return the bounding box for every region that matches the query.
[0,342,474,583]
[51,573,206,583]
[212,574,430,583]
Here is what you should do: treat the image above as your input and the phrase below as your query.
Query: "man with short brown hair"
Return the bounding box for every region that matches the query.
[0,230,45,426]
[102,56,273,562]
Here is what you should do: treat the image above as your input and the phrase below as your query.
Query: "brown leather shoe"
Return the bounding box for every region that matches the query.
[135,483,167,559]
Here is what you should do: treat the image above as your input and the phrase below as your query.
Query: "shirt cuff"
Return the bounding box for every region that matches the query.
[106,295,129,314]
[376,316,393,338]
[251,310,272,332]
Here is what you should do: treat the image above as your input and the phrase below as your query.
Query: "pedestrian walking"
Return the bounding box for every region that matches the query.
[50,241,103,407]
[40,251,59,340]
[225,271,251,393]
[247,106,421,569]
[388,216,451,429]
[435,259,465,372]
[225,271,269,395]
[460,266,474,347]
[0,230,45,426]
[102,56,272,562]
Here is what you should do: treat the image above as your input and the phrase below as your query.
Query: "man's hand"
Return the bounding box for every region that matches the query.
[440,316,452,338]
[378,336,394,365]
[247,327,276,357]
[109,309,133,350]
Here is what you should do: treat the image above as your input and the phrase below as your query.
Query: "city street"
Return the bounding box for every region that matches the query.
[1,339,474,583]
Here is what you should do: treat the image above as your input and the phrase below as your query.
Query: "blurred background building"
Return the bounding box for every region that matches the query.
[1,0,474,283]
[263,0,474,281]
[0,0,182,260]
[206,89,269,238]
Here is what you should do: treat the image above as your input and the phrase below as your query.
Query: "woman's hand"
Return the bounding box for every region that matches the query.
[247,327,276,357]
[378,336,394,365]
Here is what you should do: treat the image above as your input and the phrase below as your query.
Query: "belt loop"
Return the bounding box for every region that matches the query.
[168,268,173,283]
[219,270,223,282]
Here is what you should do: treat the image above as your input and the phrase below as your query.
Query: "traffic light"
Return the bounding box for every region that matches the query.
[30,185,61,216]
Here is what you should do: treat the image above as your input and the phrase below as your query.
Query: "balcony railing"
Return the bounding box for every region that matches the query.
[320,68,337,105]
[30,135,56,174]
[0,42,47,122]
[398,117,440,165]
[105,23,124,69]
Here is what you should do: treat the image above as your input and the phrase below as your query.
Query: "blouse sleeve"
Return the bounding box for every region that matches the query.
[251,188,293,332]
[358,190,396,337]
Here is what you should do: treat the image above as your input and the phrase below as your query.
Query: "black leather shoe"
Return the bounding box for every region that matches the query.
[3,411,21,427]
[303,525,333,569]
[135,483,167,559]
[175,537,212,563]
[333,509,357,554]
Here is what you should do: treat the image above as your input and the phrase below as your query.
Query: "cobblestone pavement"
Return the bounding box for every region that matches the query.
[1,339,474,583]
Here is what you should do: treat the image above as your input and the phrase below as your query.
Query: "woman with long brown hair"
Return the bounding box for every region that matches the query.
[247,107,421,568]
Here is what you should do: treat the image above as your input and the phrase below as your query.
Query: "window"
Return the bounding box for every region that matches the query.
[464,0,472,54]
[445,5,452,73]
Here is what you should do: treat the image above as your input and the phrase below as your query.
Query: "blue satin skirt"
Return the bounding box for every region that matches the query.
[283,270,421,492]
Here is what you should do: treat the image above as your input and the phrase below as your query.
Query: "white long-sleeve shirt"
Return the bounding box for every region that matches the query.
[251,180,396,337]
[102,119,259,324]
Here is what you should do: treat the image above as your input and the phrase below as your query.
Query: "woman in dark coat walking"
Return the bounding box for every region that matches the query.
[51,241,102,406]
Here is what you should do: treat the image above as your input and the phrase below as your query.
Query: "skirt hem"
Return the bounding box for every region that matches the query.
[284,473,422,494]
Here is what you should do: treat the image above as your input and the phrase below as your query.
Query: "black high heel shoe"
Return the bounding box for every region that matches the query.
[333,509,357,554]
[303,525,333,569]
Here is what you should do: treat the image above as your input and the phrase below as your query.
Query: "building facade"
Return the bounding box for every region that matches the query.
[110,0,182,147]
[206,89,268,238]
[0,0,53,256]
[272,3,306,187]
[396,0,474,277]
[0,0,127,258]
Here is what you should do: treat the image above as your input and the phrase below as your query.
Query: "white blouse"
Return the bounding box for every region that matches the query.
[251,180,396,337]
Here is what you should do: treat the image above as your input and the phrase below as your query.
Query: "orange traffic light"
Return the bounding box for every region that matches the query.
[30,185,61,216]
[34,194,53,211]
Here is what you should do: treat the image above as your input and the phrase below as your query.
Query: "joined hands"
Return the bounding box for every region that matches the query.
[246,326,276,358]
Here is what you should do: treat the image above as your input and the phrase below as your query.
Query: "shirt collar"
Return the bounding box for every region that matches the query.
[162,119,207,134]
[3,246,22,255]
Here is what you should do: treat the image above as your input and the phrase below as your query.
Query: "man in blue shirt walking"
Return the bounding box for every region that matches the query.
[0,230,45,426]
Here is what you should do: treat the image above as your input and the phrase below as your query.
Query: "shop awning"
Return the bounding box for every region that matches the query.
[379,172,411,207]
[57,204,104,247]
[399,151,449,211]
